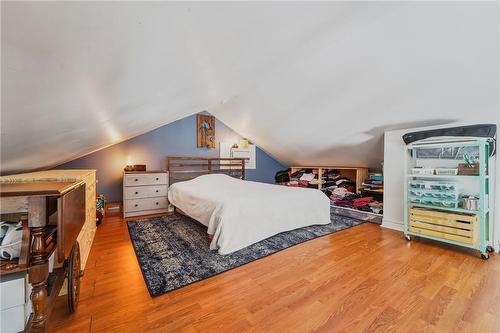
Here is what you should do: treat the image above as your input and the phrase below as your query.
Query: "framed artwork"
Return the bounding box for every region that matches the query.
[197,114,215,148]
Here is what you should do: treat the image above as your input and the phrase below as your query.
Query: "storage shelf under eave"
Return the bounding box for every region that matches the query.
[362,183,384,188]
[409,203,482,215]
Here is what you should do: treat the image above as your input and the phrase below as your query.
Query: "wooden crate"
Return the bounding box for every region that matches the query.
[409,208,478,245]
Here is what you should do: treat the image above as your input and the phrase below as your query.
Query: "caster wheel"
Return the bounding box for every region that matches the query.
[405,235,412,241]
[67,242,81,313]
[486,246,494,253]
[481,253,489,260]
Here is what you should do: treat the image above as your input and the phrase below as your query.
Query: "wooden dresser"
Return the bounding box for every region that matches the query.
[0,169,97,269]
[123,171,169,218]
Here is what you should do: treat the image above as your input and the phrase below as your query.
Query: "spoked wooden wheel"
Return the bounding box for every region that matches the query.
[67,241,81,313]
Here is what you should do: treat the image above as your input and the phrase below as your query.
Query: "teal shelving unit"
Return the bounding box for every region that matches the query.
[404,138,494,259]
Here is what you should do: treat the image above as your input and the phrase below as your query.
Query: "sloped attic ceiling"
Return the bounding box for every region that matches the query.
[1,2,499,174]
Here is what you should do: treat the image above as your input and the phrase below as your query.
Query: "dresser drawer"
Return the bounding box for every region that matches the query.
[1,305,25,333]
[124,185,167,200]
[124,173,167,186]
[125,197,168,213]
[0,277,25,310]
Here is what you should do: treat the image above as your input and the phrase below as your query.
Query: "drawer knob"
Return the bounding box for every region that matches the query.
[156,177,159,181]
[135,191,139,195]
[135,178,138,182]
[156,190,159,193]
[134,204,138,207]
[156,202,159,205]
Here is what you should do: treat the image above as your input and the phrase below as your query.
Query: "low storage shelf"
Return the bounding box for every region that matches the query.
[288,166,383,224]
[289,166,368,191]
[404,137,494,259]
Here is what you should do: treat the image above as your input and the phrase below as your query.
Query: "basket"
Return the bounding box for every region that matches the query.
[411,168,434,175]
[458,163,479,176]
[435,168,458,176]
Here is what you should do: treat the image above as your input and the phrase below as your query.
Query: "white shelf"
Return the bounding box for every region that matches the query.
[409,203,479,214]
[407,174,483,180]
[362,183,383,188]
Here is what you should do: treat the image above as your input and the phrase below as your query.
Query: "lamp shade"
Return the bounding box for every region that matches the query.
[239,139,249,149]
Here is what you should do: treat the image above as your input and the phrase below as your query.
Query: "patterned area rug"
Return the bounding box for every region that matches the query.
[127,211,364,296]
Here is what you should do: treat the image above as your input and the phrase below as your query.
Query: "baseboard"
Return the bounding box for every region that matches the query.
[381,218,404,232]
[124,208,170,219]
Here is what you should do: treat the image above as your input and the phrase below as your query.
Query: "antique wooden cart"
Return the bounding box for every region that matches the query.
[0,180,86,331]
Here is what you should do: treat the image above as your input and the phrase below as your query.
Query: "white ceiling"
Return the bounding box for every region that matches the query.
[1,2,499,173]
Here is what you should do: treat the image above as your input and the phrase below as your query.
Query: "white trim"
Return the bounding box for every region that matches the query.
[381,218,404,232]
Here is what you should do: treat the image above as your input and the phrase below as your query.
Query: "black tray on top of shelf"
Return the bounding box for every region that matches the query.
[402,124,496,156]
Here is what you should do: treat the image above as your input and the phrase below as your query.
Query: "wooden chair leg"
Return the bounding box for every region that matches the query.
[29,264,49,330]
[29,225,49,330]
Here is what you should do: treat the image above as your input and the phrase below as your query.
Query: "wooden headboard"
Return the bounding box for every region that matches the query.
[166,156,247,183]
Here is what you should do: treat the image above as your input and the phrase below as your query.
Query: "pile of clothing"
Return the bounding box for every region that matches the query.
[328,187,383,214]
[359,173,384,207]
[287,168,322,188]
[324,175,383,214]
[322,169,356,191]
[275,169,291,184]
[277,168,384,215]
[363,174,383,186]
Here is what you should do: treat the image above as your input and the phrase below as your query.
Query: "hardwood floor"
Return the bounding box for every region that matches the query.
[49,214,500,333]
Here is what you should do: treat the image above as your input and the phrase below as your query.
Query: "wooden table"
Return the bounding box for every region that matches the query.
[0,180,86,332]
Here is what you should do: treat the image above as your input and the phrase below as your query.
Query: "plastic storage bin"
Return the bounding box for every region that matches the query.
[408,180,457,191]
[408,180,459,208]
[419,197,459,208]
[409,189,459,200]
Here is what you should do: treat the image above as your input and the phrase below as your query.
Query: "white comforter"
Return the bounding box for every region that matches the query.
[168,174,331,254]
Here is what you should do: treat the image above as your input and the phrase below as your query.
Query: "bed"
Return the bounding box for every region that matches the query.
[166,157,331,254]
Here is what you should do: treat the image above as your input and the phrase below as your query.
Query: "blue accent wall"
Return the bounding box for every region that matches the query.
[55,113,286,201]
